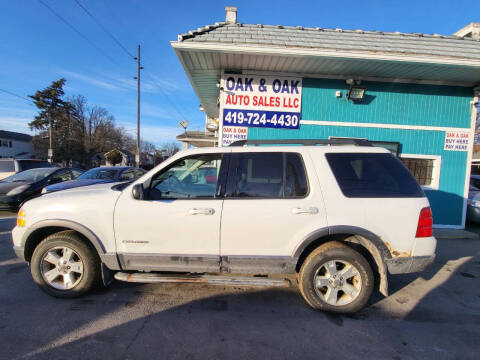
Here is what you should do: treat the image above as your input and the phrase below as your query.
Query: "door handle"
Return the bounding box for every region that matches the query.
[188,208,215,215]
[292,207,318,215]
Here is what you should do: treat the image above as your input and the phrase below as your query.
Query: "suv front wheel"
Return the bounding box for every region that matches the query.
[298,241,374,314]
[30,231,101,298]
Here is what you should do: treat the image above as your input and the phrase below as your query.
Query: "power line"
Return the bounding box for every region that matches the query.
[37,0,119,66]
[144,70,189,124]
[72,0,135,59]
[0,88,34,106]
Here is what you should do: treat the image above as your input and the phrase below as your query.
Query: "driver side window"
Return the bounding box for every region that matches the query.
[148,154,222,200]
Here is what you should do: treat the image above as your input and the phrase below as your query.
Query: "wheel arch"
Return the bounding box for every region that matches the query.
[22,220,106,263]
[293,226,392,296]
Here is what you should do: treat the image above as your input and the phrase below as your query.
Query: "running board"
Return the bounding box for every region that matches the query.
[114,272,291,288]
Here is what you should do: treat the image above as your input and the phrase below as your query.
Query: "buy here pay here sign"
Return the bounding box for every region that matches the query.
[221,74,302,130]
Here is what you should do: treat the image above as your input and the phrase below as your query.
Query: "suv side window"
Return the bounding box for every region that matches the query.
[326,153,424,198]
[228,152,308,198]
[148,154,222,200]
[285,153,309,197]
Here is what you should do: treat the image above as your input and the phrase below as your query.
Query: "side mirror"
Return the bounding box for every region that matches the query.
[132,183,144,200]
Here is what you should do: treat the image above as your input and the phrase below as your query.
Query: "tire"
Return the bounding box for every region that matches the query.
[30,230,102,298]
[298,241,374,314]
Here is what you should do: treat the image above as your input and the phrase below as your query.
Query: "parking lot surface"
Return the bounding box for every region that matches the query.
[0,216,479,360]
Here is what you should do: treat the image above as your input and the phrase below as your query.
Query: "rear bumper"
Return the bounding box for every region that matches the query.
[385,254,435,274]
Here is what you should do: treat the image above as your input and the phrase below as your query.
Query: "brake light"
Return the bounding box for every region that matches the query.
[416,207,433,238]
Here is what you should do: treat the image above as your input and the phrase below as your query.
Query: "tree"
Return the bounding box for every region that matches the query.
[160,142,180,157]
[105,149,123,166]
[29,78,76,164]
[29,79,139,167]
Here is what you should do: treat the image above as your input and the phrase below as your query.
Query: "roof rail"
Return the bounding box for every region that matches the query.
[229,139,373,147]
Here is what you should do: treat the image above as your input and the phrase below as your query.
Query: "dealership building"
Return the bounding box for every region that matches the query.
[171,8,480,228]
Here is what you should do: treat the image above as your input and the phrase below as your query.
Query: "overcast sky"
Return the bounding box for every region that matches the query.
[0,0,478,146]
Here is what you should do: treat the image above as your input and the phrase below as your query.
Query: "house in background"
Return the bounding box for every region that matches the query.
[103,149,135,167]
[0,130,36,159]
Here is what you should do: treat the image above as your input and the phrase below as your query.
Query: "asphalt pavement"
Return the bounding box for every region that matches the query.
[0,217,479,360]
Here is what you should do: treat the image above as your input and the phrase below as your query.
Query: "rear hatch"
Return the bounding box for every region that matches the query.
[323,151,431,257]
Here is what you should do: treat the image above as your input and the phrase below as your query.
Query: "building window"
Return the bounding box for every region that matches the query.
[399,154,441,190]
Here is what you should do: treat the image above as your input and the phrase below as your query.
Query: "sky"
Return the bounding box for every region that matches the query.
[0,0,478,146]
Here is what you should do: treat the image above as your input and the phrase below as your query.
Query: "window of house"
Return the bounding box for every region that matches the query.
[400,158,433,186]
[399,155,441,190]
[228,152,308,198]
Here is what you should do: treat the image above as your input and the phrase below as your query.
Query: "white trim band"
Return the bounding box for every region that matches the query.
[300,120,469,133]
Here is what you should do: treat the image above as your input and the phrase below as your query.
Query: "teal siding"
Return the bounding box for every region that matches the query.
[247,79,474,227]
[302,78,472,128]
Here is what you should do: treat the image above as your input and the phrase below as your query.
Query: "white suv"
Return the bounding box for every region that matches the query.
[12,139,436,314]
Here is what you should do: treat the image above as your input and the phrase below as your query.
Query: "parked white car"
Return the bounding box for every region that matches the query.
[12,139,436,314]
[0,158,51,180]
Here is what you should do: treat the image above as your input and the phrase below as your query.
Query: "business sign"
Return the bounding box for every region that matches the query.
[444,130,472,151]
[221,75,302,130]
[222,126,248,147]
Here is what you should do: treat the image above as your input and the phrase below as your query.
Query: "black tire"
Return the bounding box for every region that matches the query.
[298,241,374,314]
[30,230,102,298]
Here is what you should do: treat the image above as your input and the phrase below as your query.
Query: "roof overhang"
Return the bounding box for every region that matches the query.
[172,41,480,119]
[176,131,218,148]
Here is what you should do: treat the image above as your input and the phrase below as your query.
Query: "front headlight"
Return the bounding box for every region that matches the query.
[6,185,30,196]
[41,187,47,194]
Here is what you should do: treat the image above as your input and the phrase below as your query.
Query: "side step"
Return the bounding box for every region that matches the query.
[114,272,291,288]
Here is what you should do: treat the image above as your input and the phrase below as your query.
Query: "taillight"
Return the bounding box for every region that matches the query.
[416,207,433,238]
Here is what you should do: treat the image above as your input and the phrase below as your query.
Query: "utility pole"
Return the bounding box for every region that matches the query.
[134,45,143,167]
[48,116,53,163]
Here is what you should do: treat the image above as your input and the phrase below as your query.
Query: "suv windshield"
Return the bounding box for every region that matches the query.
[2,168,57,183]
[78,168,120,180]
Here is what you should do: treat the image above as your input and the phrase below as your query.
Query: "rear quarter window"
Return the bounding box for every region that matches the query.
[326,153,424,198]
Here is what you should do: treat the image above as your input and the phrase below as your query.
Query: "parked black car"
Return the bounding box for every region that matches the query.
[0,167,84,211]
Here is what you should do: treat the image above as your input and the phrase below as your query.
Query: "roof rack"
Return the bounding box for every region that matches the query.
[229,139,373,147]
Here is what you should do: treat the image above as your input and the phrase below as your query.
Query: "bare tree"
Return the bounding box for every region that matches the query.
[160,142,180,157]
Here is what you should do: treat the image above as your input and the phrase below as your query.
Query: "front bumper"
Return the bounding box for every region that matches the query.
[12,225,26,261]
[385,254,435,274]
[13,245,25,261]
[0,195,22,211]
[467,205,480,223]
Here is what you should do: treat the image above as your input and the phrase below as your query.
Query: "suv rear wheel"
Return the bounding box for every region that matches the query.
[298,241,374,314]
[30,231,101,298]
